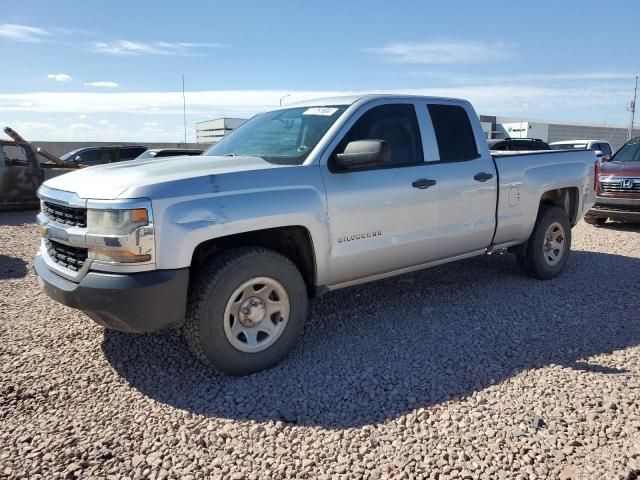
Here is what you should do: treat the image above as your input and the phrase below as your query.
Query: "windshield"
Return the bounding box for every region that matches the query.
[612,136,640,162]
[550,143,587,150]
[60,148,84,161]
[135,150,158,160]
[205,105,348,165]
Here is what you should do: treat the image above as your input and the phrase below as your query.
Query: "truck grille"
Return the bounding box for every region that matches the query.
[599,179,640,194]
[42,202,87,227]
[45,239,88,272]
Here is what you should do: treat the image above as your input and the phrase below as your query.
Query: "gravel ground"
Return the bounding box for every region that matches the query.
[1,211,639,480]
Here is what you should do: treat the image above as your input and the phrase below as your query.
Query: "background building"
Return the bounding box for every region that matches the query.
[193,114,639,151]
[484,116,639,151]
[196,117,247,144]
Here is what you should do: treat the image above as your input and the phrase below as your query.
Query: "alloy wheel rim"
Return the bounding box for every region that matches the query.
[223,276,290,353]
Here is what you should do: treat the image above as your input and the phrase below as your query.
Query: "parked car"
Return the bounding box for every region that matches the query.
[34,95,597,375]
[61,145,147,166]
[135,148,203,160]
[550,140,613,160]
[0,127,78,210]
[584,136,640,225]
[488,138,550,151]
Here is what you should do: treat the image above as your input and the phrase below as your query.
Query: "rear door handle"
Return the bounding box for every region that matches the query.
[412,178,437,189]
[474,172,494,182]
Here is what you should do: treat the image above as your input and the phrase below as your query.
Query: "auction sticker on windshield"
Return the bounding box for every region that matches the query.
[303,107,339,116]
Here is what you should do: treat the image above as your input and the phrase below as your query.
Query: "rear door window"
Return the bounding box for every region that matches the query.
[428,104,479,161]
[78,149,101,165]
[120,147,146,160]
[599,143,613,155]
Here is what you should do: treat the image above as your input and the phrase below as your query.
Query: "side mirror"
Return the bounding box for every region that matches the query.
[335,140,391,170]
[594,150,603,157]
[601,154,612,162]
[74,155,82,163]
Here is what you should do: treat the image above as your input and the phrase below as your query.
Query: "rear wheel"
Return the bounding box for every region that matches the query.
[183,247,308,376]
[584,215,607,226]
[516,205,572,280]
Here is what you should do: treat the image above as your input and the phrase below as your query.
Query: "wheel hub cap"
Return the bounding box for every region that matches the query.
[543,221,566,266]
[239,297,266,327]
[223,276,290,353]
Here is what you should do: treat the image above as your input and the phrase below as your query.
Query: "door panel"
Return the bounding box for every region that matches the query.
[322,165,440,284]
[432,157,497,258]
[320,101,441,285]
[422,101,498,258]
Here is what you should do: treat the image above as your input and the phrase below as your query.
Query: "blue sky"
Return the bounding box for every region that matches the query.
[1,0,638,142]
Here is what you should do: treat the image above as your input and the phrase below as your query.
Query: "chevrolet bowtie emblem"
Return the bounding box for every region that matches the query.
[37,224,48,237]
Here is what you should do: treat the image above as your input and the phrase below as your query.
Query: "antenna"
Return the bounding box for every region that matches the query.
[182,74,188,149]
[627,75,638,141]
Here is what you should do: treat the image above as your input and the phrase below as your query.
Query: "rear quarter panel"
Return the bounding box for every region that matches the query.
[492,150,596,246]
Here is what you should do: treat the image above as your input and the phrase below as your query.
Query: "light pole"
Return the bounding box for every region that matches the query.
[627,75,639,141]
[279,94,290,106]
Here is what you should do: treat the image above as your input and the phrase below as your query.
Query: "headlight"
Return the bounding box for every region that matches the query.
[86,206,155,264]
[87,208,149,235]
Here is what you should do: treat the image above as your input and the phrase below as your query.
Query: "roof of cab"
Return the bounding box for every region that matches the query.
[287,94,465,108]
[550,139,608,145]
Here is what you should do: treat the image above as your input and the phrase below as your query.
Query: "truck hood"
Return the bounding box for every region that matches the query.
[600,161,640,177]
[43,155,282,199]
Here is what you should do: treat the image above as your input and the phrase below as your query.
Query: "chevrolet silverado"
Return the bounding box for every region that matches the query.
[34,95,597,375]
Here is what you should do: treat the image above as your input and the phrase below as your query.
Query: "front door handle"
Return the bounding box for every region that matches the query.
[412,178,437,189]
[474,172,494,182]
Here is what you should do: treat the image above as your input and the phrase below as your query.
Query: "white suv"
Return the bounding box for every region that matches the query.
[550,140,613,159]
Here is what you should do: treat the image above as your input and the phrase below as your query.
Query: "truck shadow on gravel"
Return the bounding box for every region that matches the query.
[593,221,640,232]
[102,250,640,429]
[0,255,28,279]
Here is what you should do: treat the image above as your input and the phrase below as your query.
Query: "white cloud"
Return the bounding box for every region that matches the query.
[0,23,51,42]
[84,81,119,88]
[0,86,629,118]
[1,81,633,142]
[367,40,516,64]
[68,122,96,131]
[93,39,227,56]
[47,73,73,82]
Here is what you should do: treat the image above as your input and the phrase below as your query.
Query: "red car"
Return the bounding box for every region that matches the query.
[585,136,640,225]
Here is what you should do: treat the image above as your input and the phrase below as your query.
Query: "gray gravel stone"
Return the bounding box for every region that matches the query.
[1,212,639,479]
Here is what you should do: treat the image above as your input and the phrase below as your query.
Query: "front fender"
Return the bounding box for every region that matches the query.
[148,169,330,285]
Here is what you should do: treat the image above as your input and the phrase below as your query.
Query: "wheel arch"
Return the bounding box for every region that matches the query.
[539,186,580,225]
[190,226,319,297]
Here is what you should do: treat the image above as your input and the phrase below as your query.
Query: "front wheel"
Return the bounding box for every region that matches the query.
[183,247,308,376]
[516,205,572,280]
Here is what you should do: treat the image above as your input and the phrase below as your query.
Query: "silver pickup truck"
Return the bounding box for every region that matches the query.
[35,95,597,375]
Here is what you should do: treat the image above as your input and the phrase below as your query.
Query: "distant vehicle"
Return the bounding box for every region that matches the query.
[584,136,640,225]
[488,138,550,151]
[0,127,78,211]
[35,94,597,375]
[550,140,613,160]
[135,148,203,160]
[61,146,147,166]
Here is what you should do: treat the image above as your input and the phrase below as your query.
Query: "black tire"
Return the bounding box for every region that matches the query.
[516,205,572,280]
[183,247,308,376]
[583,215,607,226]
